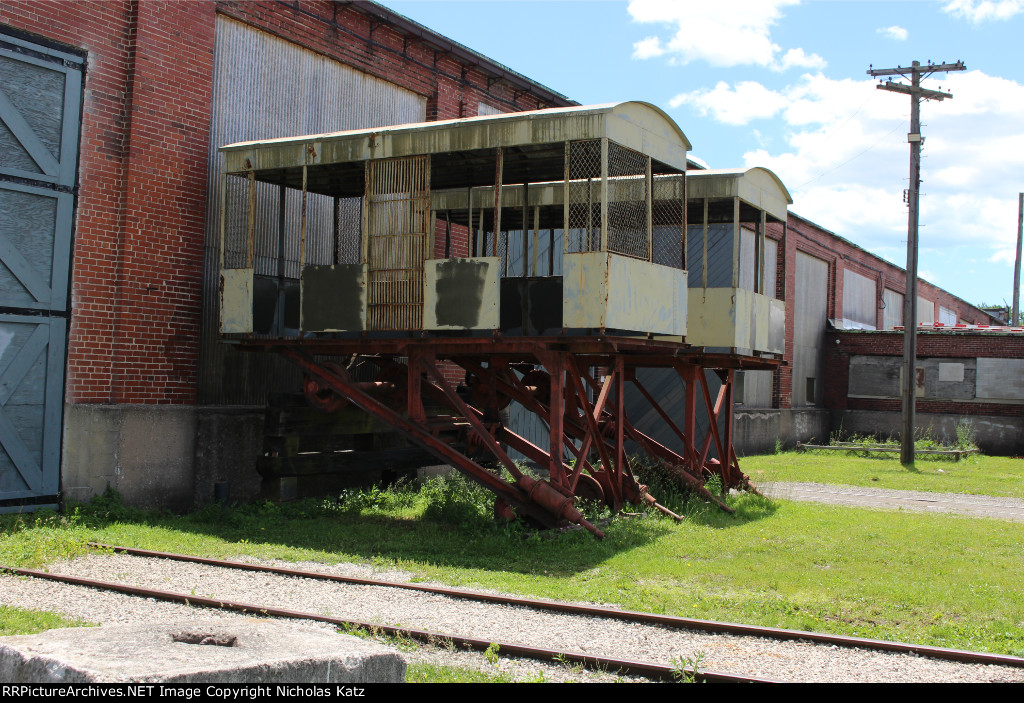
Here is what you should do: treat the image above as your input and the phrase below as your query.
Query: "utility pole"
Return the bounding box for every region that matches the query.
[1014,192,1022,325]
[867,60,966,468]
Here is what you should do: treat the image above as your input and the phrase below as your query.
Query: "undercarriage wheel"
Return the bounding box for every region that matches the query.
[467,372,513,413]
[520,369,550,401]
[574,473,606,505]
[303,361,349,413]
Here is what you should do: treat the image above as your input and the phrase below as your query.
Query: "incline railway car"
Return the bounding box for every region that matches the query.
[216,102,786,535]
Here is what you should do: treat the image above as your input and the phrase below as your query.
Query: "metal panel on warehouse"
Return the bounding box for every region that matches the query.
[198,16,427,404]
[0,31,82,510]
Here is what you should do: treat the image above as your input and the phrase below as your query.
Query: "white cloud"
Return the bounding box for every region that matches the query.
[627,0,824,71]
[670,81,789,125]
[664,70,1024,271]
[876,25,908,40]
[632,36,665,59]
[942,0,1024,22]
[776,48,827,71]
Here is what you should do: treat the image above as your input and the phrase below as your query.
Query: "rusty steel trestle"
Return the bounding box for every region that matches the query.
[279,341,760,535]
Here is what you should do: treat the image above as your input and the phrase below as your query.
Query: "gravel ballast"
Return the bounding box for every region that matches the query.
[2,553,1021,683]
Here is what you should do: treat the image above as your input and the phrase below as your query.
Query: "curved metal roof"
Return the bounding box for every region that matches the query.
[221,101,691,177]
[686,167,793,222]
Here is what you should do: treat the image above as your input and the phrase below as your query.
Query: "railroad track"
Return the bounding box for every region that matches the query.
[4,543,1024,683]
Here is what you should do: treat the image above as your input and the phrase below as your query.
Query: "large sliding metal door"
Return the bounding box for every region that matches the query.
[0,32,81,510]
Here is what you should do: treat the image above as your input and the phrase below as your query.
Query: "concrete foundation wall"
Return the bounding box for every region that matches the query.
[733,408,831,456]
[62,405,198,511]
[62,405,265,511]
[830,409,1024,456]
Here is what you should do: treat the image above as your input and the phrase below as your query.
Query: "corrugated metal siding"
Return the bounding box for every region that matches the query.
[917,297,935,326]
[685,224,734,289]
[793,251,828,406]
[763,237,777,299]
[883,288,903,329]
[199,16,426,404]
[938,305,956,325]
[842,269,877,329]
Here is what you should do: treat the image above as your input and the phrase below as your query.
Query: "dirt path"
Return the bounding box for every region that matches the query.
[759,482,1024,522]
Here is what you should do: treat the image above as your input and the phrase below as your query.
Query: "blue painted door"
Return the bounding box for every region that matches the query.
[0,32,81,510]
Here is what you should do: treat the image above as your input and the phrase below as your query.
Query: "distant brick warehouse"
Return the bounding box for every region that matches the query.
[727,213,1005,456]
[822,329,1024,454]
[0,0,573,511]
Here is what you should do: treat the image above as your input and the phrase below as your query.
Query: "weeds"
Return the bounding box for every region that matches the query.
[671,651,706,683]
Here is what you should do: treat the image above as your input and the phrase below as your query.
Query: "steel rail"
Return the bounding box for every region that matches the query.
[0,563,771,684]
[88,543,1024,669]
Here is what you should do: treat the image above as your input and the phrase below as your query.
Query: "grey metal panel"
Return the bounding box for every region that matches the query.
[743,370,772,408]
[685,224,734,289]
[199,16,427,404]
[917,296,934,325]
[0,34,78,506]
[842,269,877,329]
[883,288,903,329]
[938,305,956,325]
[793,251,828,406]
[976,358,1024,401]
[848,355,979,401]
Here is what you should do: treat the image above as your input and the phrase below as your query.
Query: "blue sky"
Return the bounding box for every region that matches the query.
[377,0,1024,310]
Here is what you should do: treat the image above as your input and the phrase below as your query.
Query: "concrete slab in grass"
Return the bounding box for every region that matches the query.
[0,619,405,683]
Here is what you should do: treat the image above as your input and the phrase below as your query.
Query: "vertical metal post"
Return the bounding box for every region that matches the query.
[702,198,709,290]
[600,138,609,252]
[645,155,653,262]
[759,211,767,294]
[300,164,308,270]
[467,186,474,257]
[246,171,256,268]
[563,142,571,255]
[548,355,564,483]
[731,196,740,289]
[532,205,540,277]
[332,196,341,265]
[492,147,503,257]
[1014,192,1023,324]
[277,183,287,333]
[615,356,625,497]
[522,182,530,277]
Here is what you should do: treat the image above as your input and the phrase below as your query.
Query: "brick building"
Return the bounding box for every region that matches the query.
[729,212,1014,455]
[0,0,573,511]
[0,1,1014,513]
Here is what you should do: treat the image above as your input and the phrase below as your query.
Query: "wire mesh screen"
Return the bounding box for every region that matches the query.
[222,173,252,269]
[335,196,362,265]
[606,142,649,260]
[566,139,601,253]
[652,195,684,269]
[366,155,430,330]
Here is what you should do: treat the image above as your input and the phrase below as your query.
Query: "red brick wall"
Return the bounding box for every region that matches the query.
[770,214,994,410]
[1,0,216,405]
[1,0,565,406]
[824,329,1024,417]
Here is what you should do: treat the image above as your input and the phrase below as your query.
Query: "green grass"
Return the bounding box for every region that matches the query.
[0,606,93,636]
[743,451,1024,498]
[2,472,1023,661]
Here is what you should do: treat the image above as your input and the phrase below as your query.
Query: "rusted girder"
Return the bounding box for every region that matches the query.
[281,348,604,537]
